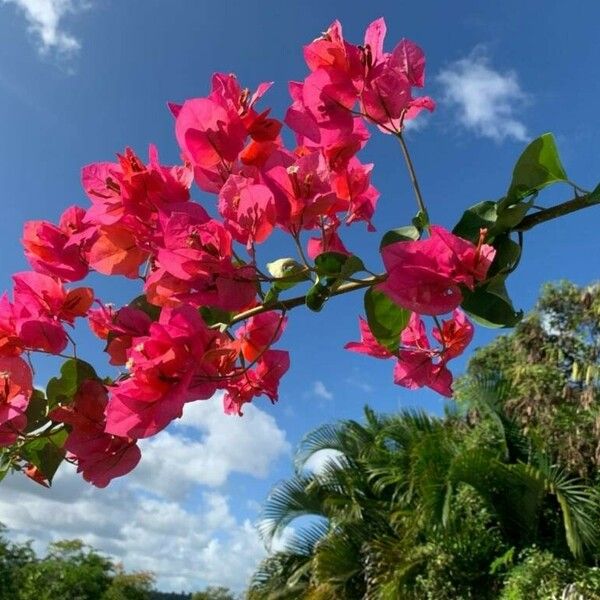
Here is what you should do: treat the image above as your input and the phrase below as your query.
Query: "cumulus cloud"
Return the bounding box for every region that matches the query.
[303,449,344,475]
[437,49,528,142]
[312,380,333,401]
[0,398,290,592]
[1,0,89,55]
[131,398,290,498]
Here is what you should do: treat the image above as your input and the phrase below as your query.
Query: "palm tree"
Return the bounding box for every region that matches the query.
[248,382,600,599]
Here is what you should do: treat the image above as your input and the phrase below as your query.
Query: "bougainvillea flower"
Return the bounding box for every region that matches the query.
[105,305,223,438]
[432,309,474,362]
[50,379,141,487]
[344,317,393,359]
[380,225,496,315]
[0,294,23,357]
[23,206,90,282]
[88,304,152,365]
[223,349,290,415]
[394,313,453,397]
[264,151,342,232]
[157,204,231,281]
[86,225,148,278]
[307,224,350,260]
[333,158,379,230]
[218,175,277,249]
[0,356,33,446]
[236,311,287,362]
[11,272,91,354]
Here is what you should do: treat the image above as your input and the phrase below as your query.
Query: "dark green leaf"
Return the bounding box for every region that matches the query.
[263,286,281,305]
[0,451,11,484]
[199,306,234,327]
[506,133,567,202]
[488,235,522,278]
[314,252,349,277]
[23,389,49,434]
[314,253,365,281]
[380,225,420,249]
[20,429,68,484]
[461,277,523,328]
[305,282,330,312]
[453,201,497,242]
[364,288,410,353]
[46,359,98,409]
[412,210,429,231]
[496,198,534,231]
[129,294,161,320]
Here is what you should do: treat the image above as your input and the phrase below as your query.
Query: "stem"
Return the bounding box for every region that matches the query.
[516,191,600,232]
[229,275,385,325]
[291,231,310,269]
[396,133,430,225]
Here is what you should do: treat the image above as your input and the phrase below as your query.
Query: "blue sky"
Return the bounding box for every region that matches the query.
[1,0,599,592]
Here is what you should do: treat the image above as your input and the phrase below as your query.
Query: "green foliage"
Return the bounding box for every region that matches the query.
[500,548,600,600]
[363,287,410,352]
[249,281,600,599]
[191,586,237,600]
[0,525,232,599]
[46,358,98,409]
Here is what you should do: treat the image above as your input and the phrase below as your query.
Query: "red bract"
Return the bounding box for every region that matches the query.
[394,313,453,397]
[104,305,225,438]
[264,151,342,232]
[11,272,93,353]
[347,310,475,397]
[307,224,349,260]
[223,349,290,416]
[344,317,393,359]
[218,175,277,249]
[432,309,474,361]
[236,311,287,362]
[50,380,141,488]
[88,304,152,365]
[380,226,496,315]
[0,357,32,446]
[22,205,90,282]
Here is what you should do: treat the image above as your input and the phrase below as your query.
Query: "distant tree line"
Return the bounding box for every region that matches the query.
[0,527,236,600]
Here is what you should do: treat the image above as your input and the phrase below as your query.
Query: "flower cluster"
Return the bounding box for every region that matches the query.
[0,18,499,489]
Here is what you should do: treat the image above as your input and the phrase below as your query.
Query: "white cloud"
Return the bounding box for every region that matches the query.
[437,49,528,142]
[0,397,290,592]
[1,0,89,55]
[131,398,290,499]
[303,449,344,475]
[312,380,333,401]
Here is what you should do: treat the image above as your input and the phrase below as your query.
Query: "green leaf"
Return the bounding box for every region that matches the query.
[495,198,534,231]
[380,225,420,249]
[305,282,330,312]
[129,294,161,320]
[0,451,11,484]
[23,389,49,434]
[453,201,497,243]
[46,359,98,409]
[199,306,234,328]
[314,252,349,277]
[364,288,410,352]
[488,235,522,278]
[20,429,68,484]
[263,286,281,305]
[461,277,523,328]
[412,210,429,231]
[506,133,568,202]
[314,253,365,280]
